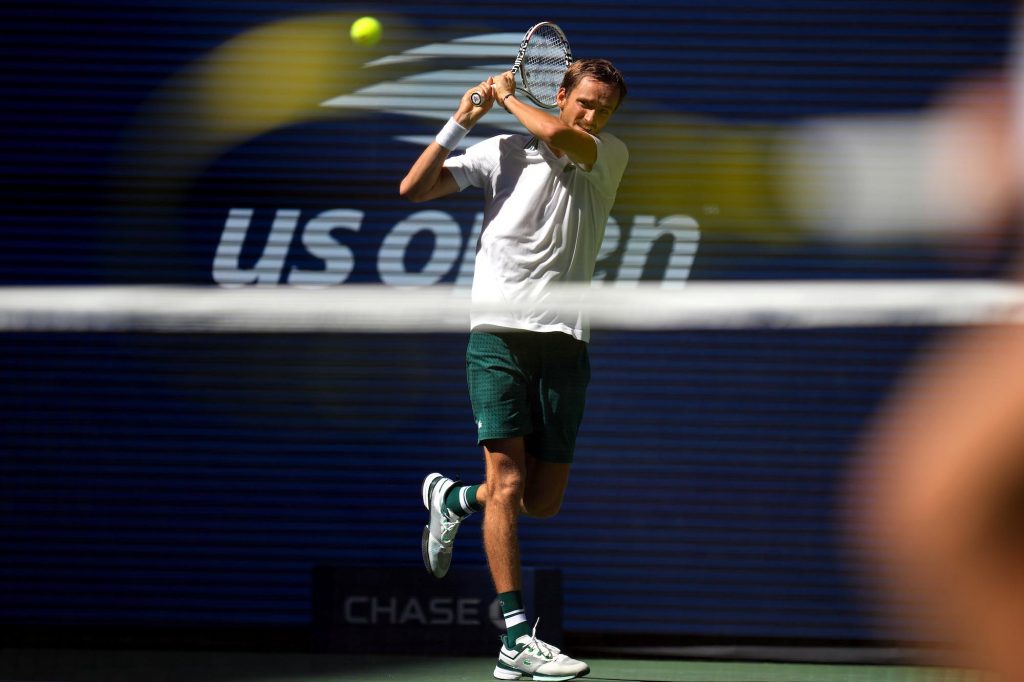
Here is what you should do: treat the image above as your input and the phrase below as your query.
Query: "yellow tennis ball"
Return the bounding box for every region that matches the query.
[350,16,382,46]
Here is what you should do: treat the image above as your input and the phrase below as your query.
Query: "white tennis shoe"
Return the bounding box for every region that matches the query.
[493,620,589,681]
[421,472,461,578]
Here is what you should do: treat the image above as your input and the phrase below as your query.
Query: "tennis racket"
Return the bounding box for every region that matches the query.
[471,22,572,109]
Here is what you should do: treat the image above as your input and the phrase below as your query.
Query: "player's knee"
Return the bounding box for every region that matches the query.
[488,470,525,507]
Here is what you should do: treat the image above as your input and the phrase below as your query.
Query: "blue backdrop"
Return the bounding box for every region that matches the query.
[1,0,1016,647]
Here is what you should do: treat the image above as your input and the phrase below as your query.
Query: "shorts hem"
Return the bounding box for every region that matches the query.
[476,429,528,446]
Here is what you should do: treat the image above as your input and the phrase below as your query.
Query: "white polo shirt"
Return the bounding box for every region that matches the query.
[444,131,629,342]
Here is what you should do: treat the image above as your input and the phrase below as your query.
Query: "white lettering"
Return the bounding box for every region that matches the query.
[341,595,483,626]
[378,210,463,287]
[213,209,700,288]
[617,214,700,289]
[456,597,480,625]
[428,597,454,625]
[288,209,362,285]
[398,596,427,624]
[343,596,369,624]
[369,596,398,624]
[213,208,301,286]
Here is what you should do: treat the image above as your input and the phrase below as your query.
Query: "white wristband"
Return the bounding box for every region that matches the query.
[435,117,469,151]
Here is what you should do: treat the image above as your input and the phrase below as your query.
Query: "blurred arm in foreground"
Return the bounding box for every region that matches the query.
[845,29,1024,682]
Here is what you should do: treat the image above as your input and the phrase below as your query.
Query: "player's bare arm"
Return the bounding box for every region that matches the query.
[399,80,496,203]
[492,70,609,169]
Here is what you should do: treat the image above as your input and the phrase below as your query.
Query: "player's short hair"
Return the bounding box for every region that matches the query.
[561,58,627,108]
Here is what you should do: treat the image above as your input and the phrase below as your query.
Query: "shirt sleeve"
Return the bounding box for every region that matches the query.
[443,136,502,191]
[579,132,629,195]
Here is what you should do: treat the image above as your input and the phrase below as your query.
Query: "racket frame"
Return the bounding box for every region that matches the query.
[471,22,572,109]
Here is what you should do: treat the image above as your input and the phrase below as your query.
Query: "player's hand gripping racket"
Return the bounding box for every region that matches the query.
[472,22,572,109]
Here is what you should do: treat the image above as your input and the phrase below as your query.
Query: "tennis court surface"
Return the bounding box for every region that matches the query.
[0,649,983,682]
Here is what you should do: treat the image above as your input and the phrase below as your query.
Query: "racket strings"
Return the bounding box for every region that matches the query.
[522,27,570,107]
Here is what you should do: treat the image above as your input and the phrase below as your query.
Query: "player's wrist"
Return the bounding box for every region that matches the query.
[435,116,469,151]
[453,110,475,128]
[500,92,516,110]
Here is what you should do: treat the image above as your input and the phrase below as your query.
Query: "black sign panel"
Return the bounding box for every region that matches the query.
[312,566,562,655]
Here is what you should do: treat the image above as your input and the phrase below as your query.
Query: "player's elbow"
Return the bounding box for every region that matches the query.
[548,127,597,167]
[401,167,456,203]
[537,119,570,147]
[399,179,428,203]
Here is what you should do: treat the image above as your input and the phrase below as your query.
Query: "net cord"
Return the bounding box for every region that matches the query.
[0,281,1022,333]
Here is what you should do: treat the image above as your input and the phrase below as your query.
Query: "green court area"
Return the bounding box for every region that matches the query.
[0,650,985,682]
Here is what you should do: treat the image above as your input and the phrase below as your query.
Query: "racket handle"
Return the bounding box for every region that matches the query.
[471,91,483,106]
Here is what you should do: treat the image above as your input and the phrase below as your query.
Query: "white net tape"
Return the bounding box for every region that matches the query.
[1,281,1022,333]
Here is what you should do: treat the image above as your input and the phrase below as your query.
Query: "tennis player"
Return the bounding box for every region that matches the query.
[400,58,628,681]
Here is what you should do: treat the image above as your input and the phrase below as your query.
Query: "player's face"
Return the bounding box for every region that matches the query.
[557,76,620,136]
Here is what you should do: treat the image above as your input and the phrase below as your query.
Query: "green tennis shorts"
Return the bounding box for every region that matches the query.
[466,328,591,463]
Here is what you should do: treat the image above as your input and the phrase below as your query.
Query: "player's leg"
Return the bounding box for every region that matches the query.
[520,330,590,519]
[423,329,526,579]
[522,456,571,518]
[492,332,592,680]
[483,437,527,593]
[487,450,590,682]
[487,433,588,681]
